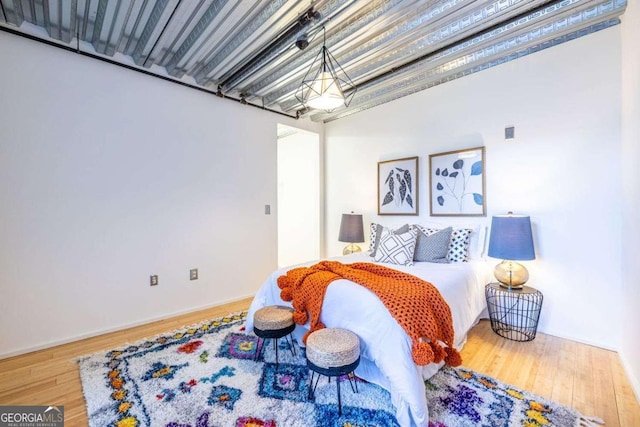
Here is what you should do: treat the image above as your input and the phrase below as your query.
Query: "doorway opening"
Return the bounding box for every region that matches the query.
[277,124,320,267]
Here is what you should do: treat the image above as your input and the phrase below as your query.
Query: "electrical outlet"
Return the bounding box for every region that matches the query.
[150,275,158,286]
[190,268,198,281]
[265,204,271,215]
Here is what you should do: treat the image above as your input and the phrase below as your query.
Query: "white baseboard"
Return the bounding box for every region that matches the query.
[535,325,618,352]
[477,316,618,351]
[0,294,255,360]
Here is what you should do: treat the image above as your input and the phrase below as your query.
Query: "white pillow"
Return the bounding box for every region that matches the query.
[368,223,410,257]
[373,228,418,266]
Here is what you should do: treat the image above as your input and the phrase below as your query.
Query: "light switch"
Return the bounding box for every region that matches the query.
[505,126,515,140]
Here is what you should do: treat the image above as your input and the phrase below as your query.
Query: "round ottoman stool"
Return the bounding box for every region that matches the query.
[253,305,296,368]
[306,328,360,415]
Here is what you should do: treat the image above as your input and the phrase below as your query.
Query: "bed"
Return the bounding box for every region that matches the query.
[245,226,491,427]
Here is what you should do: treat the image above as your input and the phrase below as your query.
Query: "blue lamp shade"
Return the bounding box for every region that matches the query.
[488,215,535,261]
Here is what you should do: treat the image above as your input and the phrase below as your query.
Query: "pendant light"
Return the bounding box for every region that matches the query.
[295,27,356,112]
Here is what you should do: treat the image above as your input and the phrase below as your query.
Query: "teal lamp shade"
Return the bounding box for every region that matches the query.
[488,214,535,288]
[338,213,364,255]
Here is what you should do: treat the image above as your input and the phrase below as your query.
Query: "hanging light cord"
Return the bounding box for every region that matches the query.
[321,26,327,72]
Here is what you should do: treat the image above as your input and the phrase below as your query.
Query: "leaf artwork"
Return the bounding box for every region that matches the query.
[433,151,484,214]
[385,170,393,184]
[380,162,415,211]
[471,161,482,176]
[404,170,412,193]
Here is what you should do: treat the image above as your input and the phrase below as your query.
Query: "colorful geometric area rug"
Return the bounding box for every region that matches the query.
[77,312,603,427]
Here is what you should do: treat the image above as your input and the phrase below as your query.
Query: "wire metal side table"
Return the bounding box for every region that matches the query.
[485,283,543,342]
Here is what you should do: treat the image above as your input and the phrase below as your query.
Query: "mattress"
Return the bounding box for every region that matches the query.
[245,252,492,426]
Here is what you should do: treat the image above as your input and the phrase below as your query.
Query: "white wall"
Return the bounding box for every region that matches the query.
[620,1,640,400]
[324,27,622,349]
[0,31,320,357]
[277,128,321,267]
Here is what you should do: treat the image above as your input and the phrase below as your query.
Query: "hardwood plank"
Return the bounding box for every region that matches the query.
[520,332,547,392]
[609,351,640,427]
[0,366,32,393]
[572,342,598,420]
[589,346,621,427]
[0,378,57,402]
[460,320,502,373]
[550,338,576,407]
[528,332,561,398]
[0,351,53,371]
[55,369,81,386]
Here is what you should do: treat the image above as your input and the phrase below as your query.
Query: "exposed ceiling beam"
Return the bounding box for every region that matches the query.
[218,6,320,90]
[0,0,627,122]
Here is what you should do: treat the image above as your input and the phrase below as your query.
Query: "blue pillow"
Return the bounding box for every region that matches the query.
[413,227,452,263]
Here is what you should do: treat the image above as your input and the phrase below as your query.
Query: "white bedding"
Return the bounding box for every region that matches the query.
[245,252,492,427]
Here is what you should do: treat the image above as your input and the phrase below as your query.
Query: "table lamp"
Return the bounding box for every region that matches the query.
[488,212,535,289]
[338,213,364,255]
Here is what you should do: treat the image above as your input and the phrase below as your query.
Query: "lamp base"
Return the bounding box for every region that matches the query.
[343,243,362,255]
[494,260,529,289]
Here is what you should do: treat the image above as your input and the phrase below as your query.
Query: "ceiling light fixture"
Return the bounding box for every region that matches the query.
[295,27,356,112]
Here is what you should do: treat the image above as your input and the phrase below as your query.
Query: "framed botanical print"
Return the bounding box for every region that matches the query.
[429,146,486,216]
[378,156,418,215]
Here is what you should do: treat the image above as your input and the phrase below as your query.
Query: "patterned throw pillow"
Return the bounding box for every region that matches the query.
[373,228,418,266]
[447,228,472,263]
[369,223,410,257]
[410,225,472,263]
[413,227,452,263]
[368,223,378,253]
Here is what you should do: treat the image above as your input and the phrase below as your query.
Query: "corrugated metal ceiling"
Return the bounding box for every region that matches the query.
[0,0,627,122]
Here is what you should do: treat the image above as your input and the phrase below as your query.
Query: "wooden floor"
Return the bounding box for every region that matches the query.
[1,298,638,426]
[460,320,640,427]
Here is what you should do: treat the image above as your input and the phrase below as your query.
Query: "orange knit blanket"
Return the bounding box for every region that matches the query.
[277,261,461,367]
